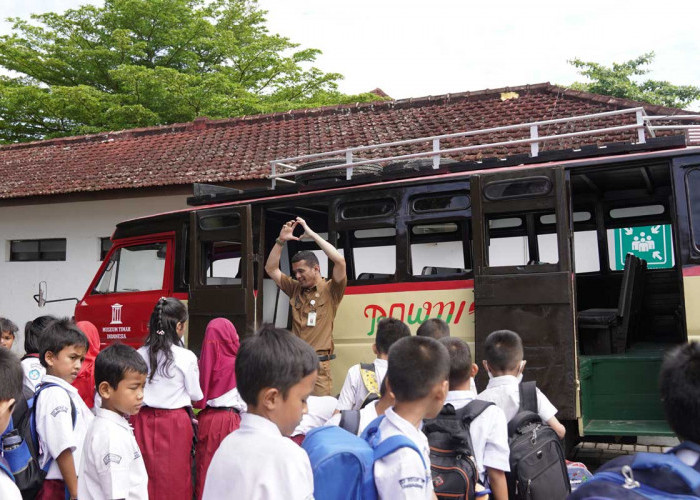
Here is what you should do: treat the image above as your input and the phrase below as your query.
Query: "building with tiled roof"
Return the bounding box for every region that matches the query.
[0,82,694,340]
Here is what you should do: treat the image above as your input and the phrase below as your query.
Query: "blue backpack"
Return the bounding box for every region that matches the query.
[302,415,427,500]
[1,382,76,499]
[568,442,700,499]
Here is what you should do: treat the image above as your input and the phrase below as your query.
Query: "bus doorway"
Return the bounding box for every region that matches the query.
[471,167,578,422]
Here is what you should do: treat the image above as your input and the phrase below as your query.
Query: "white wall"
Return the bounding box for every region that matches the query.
[0,194,187,354]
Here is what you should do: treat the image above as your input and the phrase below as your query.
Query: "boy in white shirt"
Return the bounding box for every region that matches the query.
[337,317,410,411]
[78,343,148,499]
[476,330,566,439]
[439,337,510,500]
[328,377,395,435]
[0,348,23,500]
[373,336,450,500]
[35,318,94,500]
[202,325,318,500]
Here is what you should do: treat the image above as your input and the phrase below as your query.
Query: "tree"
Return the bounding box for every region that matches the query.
[568,52,700,109]
[0,0,382,143]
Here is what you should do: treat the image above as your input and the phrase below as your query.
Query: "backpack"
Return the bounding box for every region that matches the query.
[359,363,380,409]
[339,409,362,435]
[1,382,76,499]
[302,415,426,500]
[568,441,700,499]
[507,381,570,500]
[423,400,494,500]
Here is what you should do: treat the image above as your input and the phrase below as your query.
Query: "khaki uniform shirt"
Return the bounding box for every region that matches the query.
[279,274,347,352]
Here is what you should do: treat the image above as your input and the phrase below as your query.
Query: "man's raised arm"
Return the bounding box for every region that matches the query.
[264,219,300,286]
[296,217,347,282]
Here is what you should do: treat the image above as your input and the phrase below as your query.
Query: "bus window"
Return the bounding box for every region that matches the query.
[606,224,675,270]
[685,169,700,251]
[410,221,469,276]
[94,242,167,293]
[573,231,600,273]
[203,240,241,285]
[487,214,560,266]
[352,227,396,279]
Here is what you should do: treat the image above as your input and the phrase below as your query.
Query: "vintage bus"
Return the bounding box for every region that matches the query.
[73,108,700,447]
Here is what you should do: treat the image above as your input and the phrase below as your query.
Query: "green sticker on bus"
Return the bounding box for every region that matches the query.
[612,224,674,270]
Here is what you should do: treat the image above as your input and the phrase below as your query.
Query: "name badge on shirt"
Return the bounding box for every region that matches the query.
[307,311,317,327]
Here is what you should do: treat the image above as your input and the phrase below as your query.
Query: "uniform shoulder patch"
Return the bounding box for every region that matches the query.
[103,453,123,466]
[50,406,69,417]
[399,477,426,489]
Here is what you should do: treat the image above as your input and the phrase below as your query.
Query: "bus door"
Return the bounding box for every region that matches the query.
[471,166,578,421]
[188,205,255,353]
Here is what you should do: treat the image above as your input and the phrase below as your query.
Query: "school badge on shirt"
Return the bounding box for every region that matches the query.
[399,477,426,489]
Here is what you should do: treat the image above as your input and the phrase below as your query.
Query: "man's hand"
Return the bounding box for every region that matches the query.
[279,219,301,241]
[295,217,316,240]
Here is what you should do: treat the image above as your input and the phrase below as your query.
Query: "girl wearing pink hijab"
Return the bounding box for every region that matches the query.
[72,321,100,408]
[194,318,245,500]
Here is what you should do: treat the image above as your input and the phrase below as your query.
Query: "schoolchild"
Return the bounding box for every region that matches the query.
[194,318,245,500]
[416,317,450,339]
[374,335,450,500]
[0,317,19,350]
[72,321,100,408]
[78,343,148,500]
[0,348,24,500]
[21,315,54,398]
[290,395,338,444]
[35,318,94,500]
[476,330,566,439]
[132,297,203,500]
[440,337,510,500]
[202,324,318,500]
[336,317,410,411]
[327,377,395,435]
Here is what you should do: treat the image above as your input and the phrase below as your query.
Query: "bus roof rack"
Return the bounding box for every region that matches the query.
[268,108,700,189]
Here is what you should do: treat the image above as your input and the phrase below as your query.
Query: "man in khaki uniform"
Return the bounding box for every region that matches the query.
[265,217,347,396]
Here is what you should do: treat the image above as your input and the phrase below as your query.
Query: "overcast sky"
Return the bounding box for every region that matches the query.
[3,0,699,105]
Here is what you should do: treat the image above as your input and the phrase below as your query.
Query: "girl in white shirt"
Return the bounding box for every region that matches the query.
[132,297,203,500]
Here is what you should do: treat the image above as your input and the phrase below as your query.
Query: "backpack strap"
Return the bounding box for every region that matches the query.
[339,410,362,435]
[669,441,700,473]
[31,382,78,472]
[360,363,380,397]
[458,399,494,423]
[632,452,700,494]
[518,381,538,413]
[374,435,427,470]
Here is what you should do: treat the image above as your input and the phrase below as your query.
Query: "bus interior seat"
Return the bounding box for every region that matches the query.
[357,272,392,280]
[578,253,646,355]
[421,266,469,276]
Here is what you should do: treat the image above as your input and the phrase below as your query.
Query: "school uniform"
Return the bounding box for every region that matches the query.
[0,462,22,500]
[337,358,388,410]
[444,390,510,483]
[373,407,434,500]
[476,375,558,423]
[292,395,338,436]
[20,355,45,396]
[35,375,94,500]
[202,412,314,500]
[132,345,203,500]
[326,399,379,435]
[78,407,148,500]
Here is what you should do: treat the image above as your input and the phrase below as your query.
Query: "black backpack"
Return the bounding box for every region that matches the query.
[507,381,570,500]
[339,409,362,435]
[423,399,494,500]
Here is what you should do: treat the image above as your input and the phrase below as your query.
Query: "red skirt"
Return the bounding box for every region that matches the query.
[35,479,66,500]
[194,407,242,500]
[132,407,193,500]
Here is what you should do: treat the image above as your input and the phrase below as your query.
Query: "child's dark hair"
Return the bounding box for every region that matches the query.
[235,324,318,406]
[0,317,18,336]
[416,318,450,339]
[39,318,89,368]
[145,297,188,381]
[24,315,56,355]
[440,337,473,388]
[659,342,700,443]
[95,343,148,391]
[387,336,450,402]
[291,250,320,268]
[483,329,523,372]
[0,348,23,401]
[375,318,411,354]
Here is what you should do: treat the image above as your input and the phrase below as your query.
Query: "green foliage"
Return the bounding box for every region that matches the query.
[568,52,700,109]
[0,0,383,143]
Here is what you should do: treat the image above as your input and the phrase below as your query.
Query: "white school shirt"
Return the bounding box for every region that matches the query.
[35,375,94,480]
[326,399,379,435]
[293,395,338,435]
[374,407,433,500]
[0,471,22,500]
[137,345,203,408]
[476,375,558,423]
[202,413,314,500]
[78,408,148,500]
[21,357,45,395]
[444,390,510,483]
[337,358,387,410]
[207,387,247,411]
